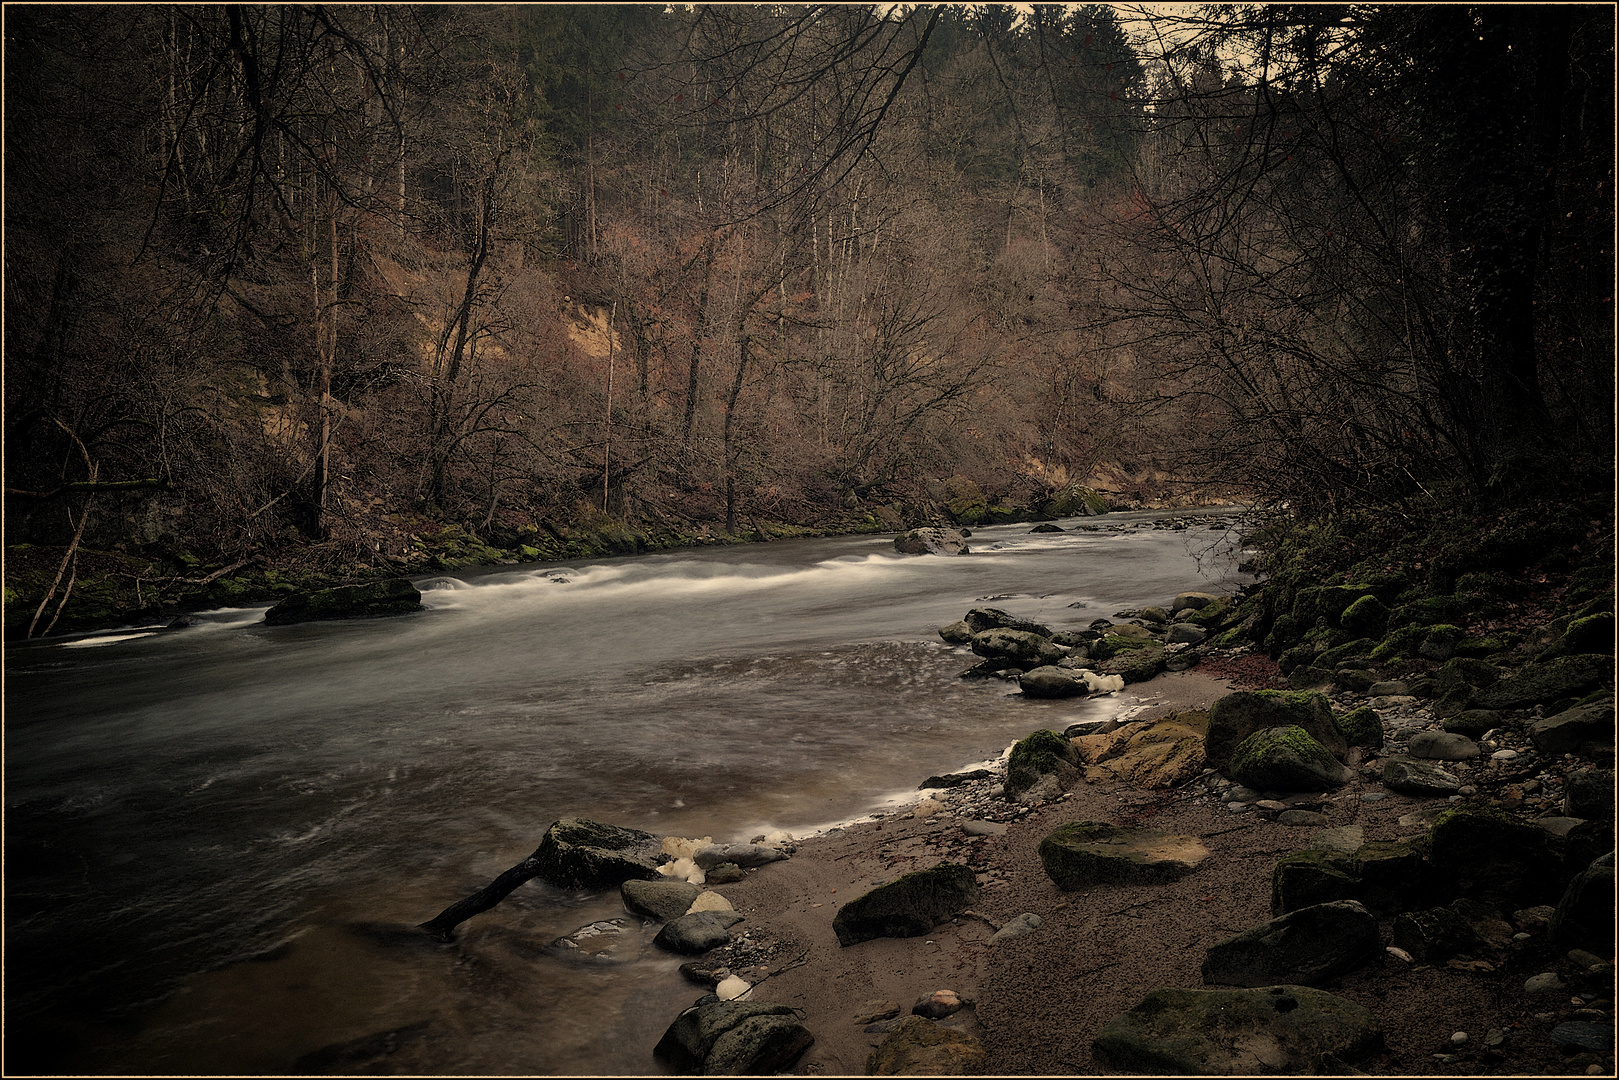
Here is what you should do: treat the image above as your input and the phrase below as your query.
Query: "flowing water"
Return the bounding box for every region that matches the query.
[5,509,1251,1075]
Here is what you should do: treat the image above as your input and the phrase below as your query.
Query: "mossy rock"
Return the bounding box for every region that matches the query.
[1427,804,1567,906]
[1474,654,1613,711]
[1227,726,1352,792]
[1278,642,1320,675]
[832,863,980,946]
[1093,985,1383,1075]
[1097,644,1167,684]
[1292,585,1380,627]
[867,1014,985,1075]
[1318,638,1378,667]
[1335,707,1384,749]
[1352,840,1429,913]
[1442,709,1502,739]
[1435,657,1499,696]
[1180,595,1236,629]
[263,578,424,626]
[1006,729,1079,798]
[1389,594,1473,629]
[1040,821,1210,890]
[1206,691,1346,772]
[532,818,664,890]
[1272,849,1360,916]
[1340,594,1390,637]
[1545,611,1616,659]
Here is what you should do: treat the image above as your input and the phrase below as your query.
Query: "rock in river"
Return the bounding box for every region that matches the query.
[655,1000,814,1076]
[264,577,423,625]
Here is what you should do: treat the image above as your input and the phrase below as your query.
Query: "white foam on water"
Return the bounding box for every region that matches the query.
[56,630,164,648]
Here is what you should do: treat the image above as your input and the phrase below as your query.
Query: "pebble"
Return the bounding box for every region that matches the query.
[1387,946,1414,963]
[1569,949,1607,970]
[1450,1031,1468,1047]
[1360,792,1389,802]
[1525,972,1567,997]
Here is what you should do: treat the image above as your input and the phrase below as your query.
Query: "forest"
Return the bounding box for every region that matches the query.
[5,3,1614,634]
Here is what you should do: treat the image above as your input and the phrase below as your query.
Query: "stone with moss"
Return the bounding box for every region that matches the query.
[1271,849,1360,916]
[1227,726,1353,792]
[1206,691,1347,772]
[969,628,1061,670]
[263,578,423,626]
[1318,638,1378,667]
[1475,654,1612,710]
[832,863,980,945]
[1339,594,1390,637]
[1005,728,1080,800]
[1353,840,1428,913]
[1542,611,1616,661]
[1292,585,1380,628]
[1427,804,1566,906]
[1039,821,1210,890]
[532,818,664,890]
[1334,707,1384,749]
[1389,594,1473,630]
[1097,644,1167,684]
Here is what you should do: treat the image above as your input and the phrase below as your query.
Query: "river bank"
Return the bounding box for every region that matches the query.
[703,661,1611,1076]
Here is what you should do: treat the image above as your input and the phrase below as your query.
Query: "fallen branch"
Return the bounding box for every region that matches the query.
[418,846,546,940]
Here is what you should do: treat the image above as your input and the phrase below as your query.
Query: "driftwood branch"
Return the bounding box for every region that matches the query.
[7,478,171,500]
[418,847,545,940]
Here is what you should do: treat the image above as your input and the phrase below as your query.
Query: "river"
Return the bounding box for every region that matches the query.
[4,508,1251,1075]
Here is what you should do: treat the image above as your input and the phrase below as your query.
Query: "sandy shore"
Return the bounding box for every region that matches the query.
[708,668,1588,1076]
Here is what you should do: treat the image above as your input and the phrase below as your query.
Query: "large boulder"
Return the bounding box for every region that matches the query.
[1427,804,1566,906]
[894,528,970,556]
[1565,769,1616,820]
[1474,654,1612,710]
[970,628,1063,670]
[655,1000,814,1076]
[1202,901,1382,988]
[1082,715,1208,790]
[1270,849,1360,916]
[1205,691,1347,772]
[832,863,979,946]
[1093,985,1382,1074]
[1226,726,1353,791]
[1039,821,1210,890]
[533,818,663,890]
[866,1015,986,1075]
[263,577,423,626]
[1529,699,1617,756]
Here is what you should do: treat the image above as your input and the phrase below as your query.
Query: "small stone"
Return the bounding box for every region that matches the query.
[1485,1028,1507,1048]
[1525,972,1567,997]
[1433,1053,1462,1064]
[1450,1031,1468,1047]
[912,989,964,1019]
[1360,791,1389,802]
[961,820,1007,837]
[1569,949,1607,970]
[1387,946,1414,963]
[1492,749,1520,763]
[1277,809,1328,826]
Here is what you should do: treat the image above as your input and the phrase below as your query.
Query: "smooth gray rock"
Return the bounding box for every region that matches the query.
[1172,591,1221,612]
[964,606,1053,637]
[705,862,746,884]
[1524,972,1567,997]
[1167,623,1208,645]
[1476,655,1611,710]
[1307,826,1365,854]
[622,879,703,921]
[1381,756,1461,796]
[1093,985,1382,1074]
[694,843,787,870]
[1202,901,1382,988]
[961,820,1007,837]
[653,910,745,954]
[1367,680,1410,697]
[1550,1021,1615,1052]
[1018,665,1087,698]
[1408,730,1481,761]
[1530,700,1617,756]
[990,913,1044,943]
[970,628,1063,670]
